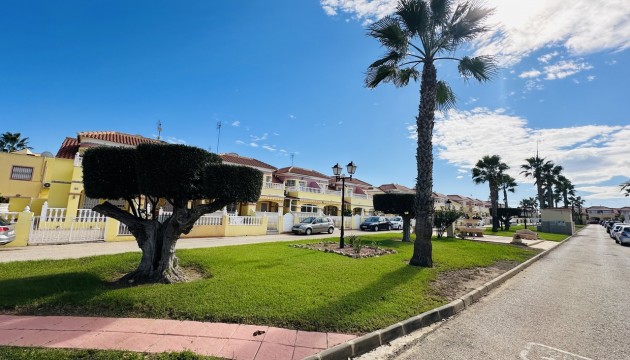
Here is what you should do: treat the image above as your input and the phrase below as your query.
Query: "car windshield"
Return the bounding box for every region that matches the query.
[365,217,379,222]
[392,217,402,221]
[0,218,9,226]
[300,217,316,224]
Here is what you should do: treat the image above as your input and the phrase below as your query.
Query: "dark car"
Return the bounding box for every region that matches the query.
[360,216,392,231]
[0,218,16,245]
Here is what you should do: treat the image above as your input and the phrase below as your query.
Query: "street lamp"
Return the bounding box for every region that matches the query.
[446,199,452,210]
[332,161,356,248]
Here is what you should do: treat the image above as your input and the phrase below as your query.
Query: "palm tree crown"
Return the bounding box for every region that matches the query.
[0,132,32,153]
[366,0,497,267]
[472,155,508,232]
[521,155,552,209]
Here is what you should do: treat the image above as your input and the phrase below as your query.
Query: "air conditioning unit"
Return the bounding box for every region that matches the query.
[43,183,51,188]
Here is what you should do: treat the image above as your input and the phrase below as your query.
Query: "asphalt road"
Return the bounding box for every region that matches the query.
[363,225,630,360]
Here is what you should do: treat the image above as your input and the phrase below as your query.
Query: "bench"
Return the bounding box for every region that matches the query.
[456,227,484,237]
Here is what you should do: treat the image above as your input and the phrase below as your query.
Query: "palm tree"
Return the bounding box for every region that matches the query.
[499,174,517,209]
[0,132,32,153]
[472,155,508,232]
[554,175,575,208]
[543,163,563,208]
[621,180,630,197]
[366,0,497,267]
[521,156,551,209]
[569,195,585,225]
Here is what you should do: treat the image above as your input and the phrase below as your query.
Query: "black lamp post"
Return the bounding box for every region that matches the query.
[332,161,357,248]
[446,199,452,210]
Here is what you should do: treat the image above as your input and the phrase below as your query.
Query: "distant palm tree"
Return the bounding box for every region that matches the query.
[472,155,508,232]
[0,132,32,153]
[621,180,630,197]
[519,197,538,229]
[554,175,575,208]
[569,195,585,225]
[498,174,518,209]
[543,163,563,208]
[521,156,551,209]
[365,0,497,267]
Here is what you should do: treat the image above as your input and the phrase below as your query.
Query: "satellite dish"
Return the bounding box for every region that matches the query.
[41,151,54,158]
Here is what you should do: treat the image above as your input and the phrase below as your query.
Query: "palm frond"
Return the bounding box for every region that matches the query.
[435,80,456,110]
[367,16,408,53]
[396,0,431,37]
[393,67,420,86]
[368,50,405,69]
[458,55,498,82]
[365,65,399,88]
[430,0,452,26]
[447,2,493,46]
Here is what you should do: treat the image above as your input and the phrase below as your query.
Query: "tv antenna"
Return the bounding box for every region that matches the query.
[290,152,296,166]
[216,121,222,154]
[157,120,163,140]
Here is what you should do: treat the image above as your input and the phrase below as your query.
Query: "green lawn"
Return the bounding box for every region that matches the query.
[484,225,569,242]
[0,347,219,360]
[0,234,538,333]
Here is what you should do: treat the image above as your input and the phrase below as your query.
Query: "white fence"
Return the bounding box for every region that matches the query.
[228,216,262,226]
[0,212,19,223]
[30,212,107,245]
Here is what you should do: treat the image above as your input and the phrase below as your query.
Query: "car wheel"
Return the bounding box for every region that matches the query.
[388,225,393,231]
[373,225,378,232]
[305,228,312,235]
[328,227,334,234]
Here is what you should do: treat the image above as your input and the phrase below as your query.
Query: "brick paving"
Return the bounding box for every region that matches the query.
[0,315,356,360]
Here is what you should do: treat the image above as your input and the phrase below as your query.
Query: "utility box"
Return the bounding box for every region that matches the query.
[539,208,574,235]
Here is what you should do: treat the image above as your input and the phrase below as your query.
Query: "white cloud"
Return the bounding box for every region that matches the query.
[577,185,630,200]
[524,79,544,92]
[235,140,245,145]
[165,136,186,144]
[322,0,630,66]
[250,133,268,142]
[262,145,276,152]
[288,114,296,120]
[543,60,593,80]
[406,107,630,201]
[519,69,542,79]
[587,75,596,82]
[231,121,240,127]
[456,175,464,179]
[605,60,618,65]
[249,142,259,148]
[538,51,560,63]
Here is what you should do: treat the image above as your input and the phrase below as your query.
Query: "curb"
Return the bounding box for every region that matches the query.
[304,233,576,360]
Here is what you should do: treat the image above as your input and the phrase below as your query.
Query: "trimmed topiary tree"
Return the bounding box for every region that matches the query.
[83,143,262,284]
[433,209,465,238]
[497,207,522,231]
[373,193,415,242]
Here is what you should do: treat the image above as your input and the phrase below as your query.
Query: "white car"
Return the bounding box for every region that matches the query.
[617,226,630,245]
[388,216,403,230]
[610,224,626,240]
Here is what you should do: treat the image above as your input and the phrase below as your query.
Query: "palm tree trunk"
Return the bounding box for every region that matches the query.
[490,184,500,232]
[536,181,545,209]
[410,62,436,268]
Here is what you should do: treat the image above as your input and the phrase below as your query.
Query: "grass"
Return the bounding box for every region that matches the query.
[0,234,538,334]
[0,347,219,360]
[484,225,569,242]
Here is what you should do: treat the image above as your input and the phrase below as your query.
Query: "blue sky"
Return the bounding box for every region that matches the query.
[1,0,629,208]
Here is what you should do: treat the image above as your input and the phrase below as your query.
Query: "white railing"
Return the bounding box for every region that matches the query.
[118,222,132,235]
[264,182,284,190]
[75,209,104,222]
[228,216,262,226]
[43,207,66,222]
[0,212,19,223]
[350,192,369,200]
[195,215,223,226]
[294,212,317,222]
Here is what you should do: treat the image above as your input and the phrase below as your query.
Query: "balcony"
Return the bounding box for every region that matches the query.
[261,182,285,198]
[285,186,342,202]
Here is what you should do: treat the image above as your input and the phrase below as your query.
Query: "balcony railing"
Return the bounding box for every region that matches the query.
[264,182,284,190]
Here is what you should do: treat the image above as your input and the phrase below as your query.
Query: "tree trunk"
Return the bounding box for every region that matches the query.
[402,216,412,242]
[536,181,545,209]
[410,62,436,268]
[490,184,500,232]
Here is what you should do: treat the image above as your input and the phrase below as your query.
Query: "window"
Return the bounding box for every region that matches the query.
[301,204,318,213]
[10,166,33,181]
[286,180,296,187]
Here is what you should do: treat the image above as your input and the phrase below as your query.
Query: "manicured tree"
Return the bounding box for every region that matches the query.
[472,155,508,232]
[519,197,538,229]
[497,208,521,231]
[433,209,465,238]
[83,143,263,284]
[0,132,32,152]
[373,193,415,242]
[521,156,551,209]
[365,0,497,267]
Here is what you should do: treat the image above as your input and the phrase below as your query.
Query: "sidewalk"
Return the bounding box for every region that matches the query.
[0,315,356,360]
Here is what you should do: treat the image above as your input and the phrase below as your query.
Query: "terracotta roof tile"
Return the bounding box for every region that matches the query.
[378,183,414,193]
[220,153,277,170]
[78,131,162,146]
[55,137,79,159]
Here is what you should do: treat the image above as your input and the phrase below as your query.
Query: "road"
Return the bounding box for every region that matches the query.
[362,225,630,360]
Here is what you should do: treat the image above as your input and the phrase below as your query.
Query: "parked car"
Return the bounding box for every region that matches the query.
[292,216,335,235]
[360,216,392,231]
[611,224,627,241]
[388,216,403,230]
[617,226,630,245]
[0,218,16,245]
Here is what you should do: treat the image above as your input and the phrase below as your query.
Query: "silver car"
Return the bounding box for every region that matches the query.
[610,224,626,240]
[617,226,630,245]
[388,216,403,230]
[292,216,335,235]
[0,218,16,245]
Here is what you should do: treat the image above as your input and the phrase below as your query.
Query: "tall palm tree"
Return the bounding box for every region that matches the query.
[543,163,563,208]
[472,155,508,232]
[0,132,32,153]
[521,156,551,209]
[569,195,585,225]
[498,174,517,209]
[366,0,497,267]
[554,175,575,208]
